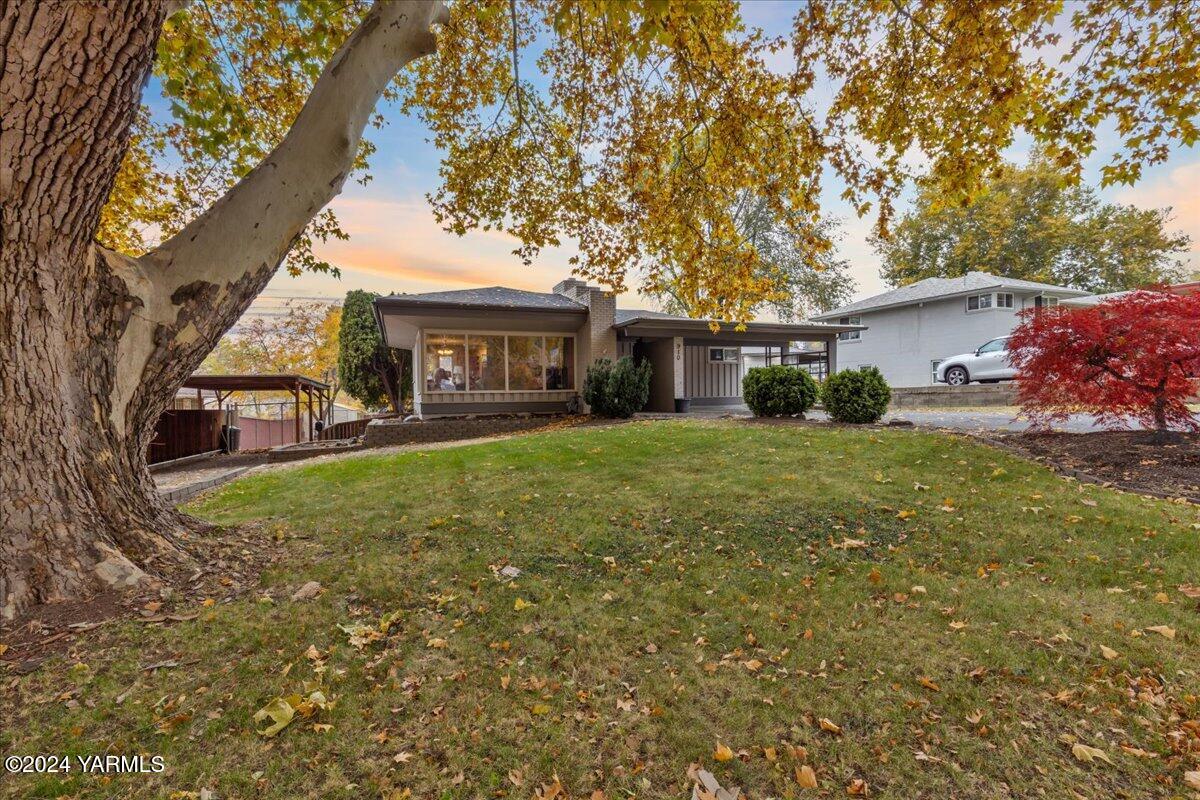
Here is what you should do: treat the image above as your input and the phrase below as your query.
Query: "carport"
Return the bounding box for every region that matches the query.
[612,314,864,412]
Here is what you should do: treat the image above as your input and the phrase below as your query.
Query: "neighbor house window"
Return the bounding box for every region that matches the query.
[709,347,739,363]
[1034,295,1058,308]
[996,292,1015,308]
[966,293,993,311]
[425,333,466,392]
[837,316,861,341]
[467,335,506,390]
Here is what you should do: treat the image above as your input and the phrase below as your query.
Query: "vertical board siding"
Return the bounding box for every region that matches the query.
[684,345,741,399]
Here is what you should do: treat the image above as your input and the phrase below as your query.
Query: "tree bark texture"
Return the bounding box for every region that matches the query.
[1,0,448,619]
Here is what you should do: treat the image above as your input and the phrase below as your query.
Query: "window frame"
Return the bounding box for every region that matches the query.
[422,330,576,393]
[837,316,861,342]
[708,347,740,363]
[966,293,994,312]
[996,292,1015,309]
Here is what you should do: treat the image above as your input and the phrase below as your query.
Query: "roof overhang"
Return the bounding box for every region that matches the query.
[374,296,587,349]
[183,374,330,393]
[614,317,864,346]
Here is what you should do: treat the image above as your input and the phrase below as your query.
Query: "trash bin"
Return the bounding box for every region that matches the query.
[674,398,691,414]
[220,425,241,453]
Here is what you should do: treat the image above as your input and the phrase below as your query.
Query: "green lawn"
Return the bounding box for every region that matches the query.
[5,420,1199,799]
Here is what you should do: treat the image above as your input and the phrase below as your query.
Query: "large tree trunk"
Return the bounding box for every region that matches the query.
[1,0,448,619]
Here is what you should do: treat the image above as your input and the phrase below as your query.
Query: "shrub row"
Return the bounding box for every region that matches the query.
[741,365,891,423]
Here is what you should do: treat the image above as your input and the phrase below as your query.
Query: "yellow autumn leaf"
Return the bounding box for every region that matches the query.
[818,718,843,735]
[1071,743,1114,765]
[531,703,551,715]
[713,742,734,761]
[1146,625,1175,640]
[1099,645,1119,660]
[253,696,296,737]
[795,764,819,788]
[514,597,534,611]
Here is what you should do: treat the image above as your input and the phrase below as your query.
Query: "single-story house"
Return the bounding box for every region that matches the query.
[809,271,1093,387]
[373,278,863,417]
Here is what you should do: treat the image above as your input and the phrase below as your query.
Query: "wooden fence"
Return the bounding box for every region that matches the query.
[148,409,225,464]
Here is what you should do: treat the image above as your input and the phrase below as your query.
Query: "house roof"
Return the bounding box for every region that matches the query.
[375,286,587,313]
[811,271,1092,320]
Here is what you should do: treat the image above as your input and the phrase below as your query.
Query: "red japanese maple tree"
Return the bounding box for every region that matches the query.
[1007,289,1200,437]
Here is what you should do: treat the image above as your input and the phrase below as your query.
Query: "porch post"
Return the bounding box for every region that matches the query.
[826,334,837,376]
[411,333,423,418]
[672,336,685,408]
[293,385,302,444]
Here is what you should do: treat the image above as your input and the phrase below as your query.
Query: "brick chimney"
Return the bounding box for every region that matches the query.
[553,276,617,365]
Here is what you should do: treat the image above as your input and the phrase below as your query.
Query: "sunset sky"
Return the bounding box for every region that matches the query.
[149,1,1200,315]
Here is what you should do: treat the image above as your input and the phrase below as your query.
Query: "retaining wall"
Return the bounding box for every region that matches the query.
[890,383,1017,409]
[364,414,569,448]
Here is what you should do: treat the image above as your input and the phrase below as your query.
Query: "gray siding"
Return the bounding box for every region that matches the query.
[684,345,741,399]
[836,294,1046,387]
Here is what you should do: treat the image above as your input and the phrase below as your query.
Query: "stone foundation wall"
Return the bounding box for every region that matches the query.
[364,414,569,448]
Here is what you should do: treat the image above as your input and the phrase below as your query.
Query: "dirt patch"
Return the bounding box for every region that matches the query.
[0,520,288,671]
[988,430,1200,503]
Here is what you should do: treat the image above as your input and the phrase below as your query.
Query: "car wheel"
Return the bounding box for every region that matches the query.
[945,366,968,386]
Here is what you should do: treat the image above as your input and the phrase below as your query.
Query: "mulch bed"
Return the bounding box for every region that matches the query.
[986,430,1200,503]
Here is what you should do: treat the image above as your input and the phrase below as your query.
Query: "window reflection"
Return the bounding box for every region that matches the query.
[468,336,506,390]
[424,333,465,392]
[507,336,545,390]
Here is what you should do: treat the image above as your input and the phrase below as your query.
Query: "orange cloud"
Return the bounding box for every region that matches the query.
[1113,159,1200,272]
[311,194,579,294]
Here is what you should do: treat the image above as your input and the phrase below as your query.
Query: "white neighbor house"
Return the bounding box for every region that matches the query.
[810,272,1093,387]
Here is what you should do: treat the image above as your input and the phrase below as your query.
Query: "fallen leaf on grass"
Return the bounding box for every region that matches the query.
[846,778,869,795]
[291,581,322,601]
[1183,771,1200,790]
[1146,625,1176,640]
[1099,645,1119,660]
[513,597,534,611]
[531,703,551,715]
[713,742,734,762]
[918,676,941,692]
[819,718,843,735]
[742,659,763,672]
[795,765,819,788]
[426,637,448,649]
[1178,584,1200,599]
[253,697,295,737]
[1071,743,1114,765]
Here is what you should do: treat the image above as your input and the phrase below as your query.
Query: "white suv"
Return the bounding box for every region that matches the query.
[935,336,1015,386]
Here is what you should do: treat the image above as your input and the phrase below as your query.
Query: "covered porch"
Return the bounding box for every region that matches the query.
[614,316,863,413]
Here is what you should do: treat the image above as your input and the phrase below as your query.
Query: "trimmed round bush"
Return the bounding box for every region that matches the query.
[821,366,891,423]
[742,365,819,417]
[582,356,652,418]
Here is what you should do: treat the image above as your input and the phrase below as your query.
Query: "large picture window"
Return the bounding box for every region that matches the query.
[424,333,466,392]
[423,333,575,392]
[507,336,545,390]
[468,336,506,390]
